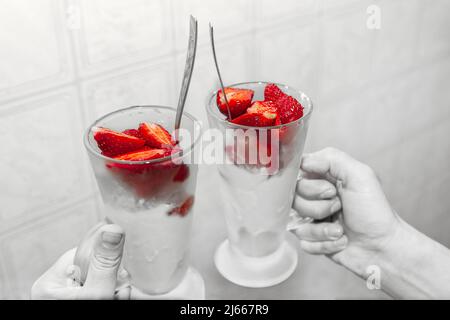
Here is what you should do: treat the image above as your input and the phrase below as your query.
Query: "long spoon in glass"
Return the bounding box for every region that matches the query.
[209,23,232,120]
[174,15,198,138]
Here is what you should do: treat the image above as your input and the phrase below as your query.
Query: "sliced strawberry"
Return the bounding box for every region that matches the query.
[247,101,278,120]
[93,127,146,157]
[114,148,168,162]
[231,113,275,127]
[168,196,195,217]
[264,83,286,102]
[139,123,175,148]
[173,165,190,182]
[108,149,182,198]
[123,129,144,140]
[276,95,304,124]
[217,87,254,119]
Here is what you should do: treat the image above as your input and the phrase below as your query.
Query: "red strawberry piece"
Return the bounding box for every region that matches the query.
[139,123,175,149]
[114,148,168,162]
[93,127,146,157]
[264,83,286,102]
[247,101,278,120]
[123,129,144,140]
[108,149,181,199]
[231,113,275,127]
[276,95,304,124]
[217,87,254,119]
[173,164,190,182]
[168,196,195,217]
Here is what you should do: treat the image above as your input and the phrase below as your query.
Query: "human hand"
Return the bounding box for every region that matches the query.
[31,223,128,300]
[291,148,402,276]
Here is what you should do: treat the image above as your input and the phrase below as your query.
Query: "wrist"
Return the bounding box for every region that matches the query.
[336,216,412,282]
[339,217,450,299]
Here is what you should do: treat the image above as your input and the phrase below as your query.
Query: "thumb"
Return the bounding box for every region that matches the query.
[82,224,125,299]
[301,148,373,188]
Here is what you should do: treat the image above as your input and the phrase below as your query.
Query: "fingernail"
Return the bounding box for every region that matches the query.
[330,199,341,213]
[326,225,343,239]
[102,231,123,249]
[320,188,335,199]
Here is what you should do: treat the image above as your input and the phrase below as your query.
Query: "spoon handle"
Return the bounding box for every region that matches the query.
[209,23,232,120]
[175,15,198,131]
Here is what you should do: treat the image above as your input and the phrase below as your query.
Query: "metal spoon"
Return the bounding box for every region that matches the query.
[174,15,198,134]
[209,23,232,120]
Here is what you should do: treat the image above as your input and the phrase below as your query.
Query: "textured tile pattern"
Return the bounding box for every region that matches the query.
[0,0,449,299]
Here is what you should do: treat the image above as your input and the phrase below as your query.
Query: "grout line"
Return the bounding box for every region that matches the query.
[0,193,98,238]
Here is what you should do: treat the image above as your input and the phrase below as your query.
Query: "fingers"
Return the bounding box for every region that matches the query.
[83,224,125,299]
[293,222,343,242]
[298,236,348,255]
[74,221,108,284]
[301,147,369,185]
[293,194,341,220]
[31,248,79,300]
[115,285,131,300]
[296,177,337,200]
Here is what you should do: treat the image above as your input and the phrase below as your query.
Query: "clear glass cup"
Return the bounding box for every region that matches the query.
[206,82,313,287]
[84,105,202,295]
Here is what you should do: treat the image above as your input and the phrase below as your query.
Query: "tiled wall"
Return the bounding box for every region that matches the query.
[0,0,449,299]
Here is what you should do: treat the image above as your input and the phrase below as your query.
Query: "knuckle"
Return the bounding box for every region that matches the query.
[93,253,121,270]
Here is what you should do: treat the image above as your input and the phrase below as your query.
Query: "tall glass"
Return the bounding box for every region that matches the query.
[84,106,203,296]
[206,82,313,287]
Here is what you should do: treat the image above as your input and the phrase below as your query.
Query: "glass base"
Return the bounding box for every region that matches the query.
[214,239,298,288]
[130,267,205,300]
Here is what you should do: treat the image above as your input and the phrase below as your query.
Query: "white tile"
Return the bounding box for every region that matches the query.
[0,89,93,227]
[413,172,450,245]
[393,119,450,207]
[321,0,366,10]
[318,9,376,102]
[360,78,414,157]
[418,0,450,60]
[0,199,99,299]
[257,0,319,26]
[0,261,7,299]
[320,0,375,18]
[255,22,320,99]
[82,60,177,123]
[173,0,253,51]
[371,0,420,77]
[0,0,73,101]
[307,94,374,160]
[409,58,450,129]
[73,0,173,75]
[365,118,450,228]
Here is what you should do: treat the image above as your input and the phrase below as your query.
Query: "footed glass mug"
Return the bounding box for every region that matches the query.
[84,105,204,298]
[206,82,313,288]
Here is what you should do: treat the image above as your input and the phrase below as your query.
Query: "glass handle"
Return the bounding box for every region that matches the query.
[287,209,313,232]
